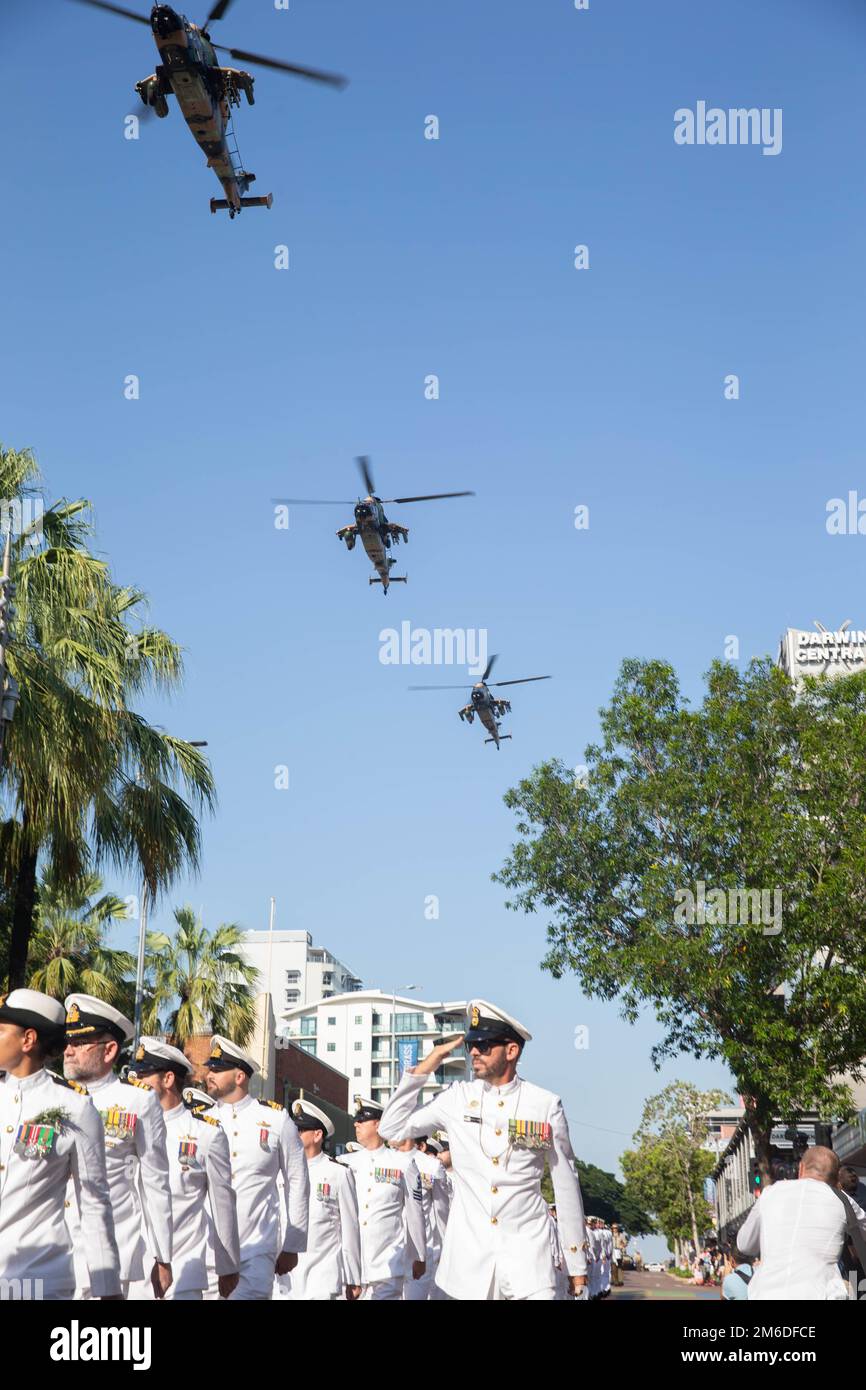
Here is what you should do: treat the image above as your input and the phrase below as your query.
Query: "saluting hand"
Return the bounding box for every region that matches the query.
[406,1035,465,1078]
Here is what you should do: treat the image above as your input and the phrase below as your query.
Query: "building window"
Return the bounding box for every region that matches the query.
[285,970,301,984]
[322,972,333,986]
[285,989,300,1004]
[394,1012,425,1032]
[354,1041,363,1052]
[326,1042,336,1053]
[300,1017,317,1036]
[353,1067,362,1077]
[327,1016,336,1026]
[354,1015,363,1025]
[371,1063,382,1079]
[299,1040,315,1055]
[323,992,333,999]
[372,1012,381,1026]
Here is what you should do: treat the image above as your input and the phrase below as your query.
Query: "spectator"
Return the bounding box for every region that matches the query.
[838,1166,866,1300]
[720,1247,754,1300]
[736,1146,866,1300]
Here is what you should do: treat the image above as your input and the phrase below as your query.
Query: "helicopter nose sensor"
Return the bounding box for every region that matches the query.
[151,5,183,38]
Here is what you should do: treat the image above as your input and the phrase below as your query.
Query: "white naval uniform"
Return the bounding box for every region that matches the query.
[216,1095,309,1300]
[0,1069,121,1299]
[588,1226,602,1297]
[68,1072,172,1295]
[338,1143,426,1299]
[601,1226,612,1293]
[147,1100,240,1300]
[403,1148,450,1301]
[277,1151,361,1300]
[379,1070,587,1301]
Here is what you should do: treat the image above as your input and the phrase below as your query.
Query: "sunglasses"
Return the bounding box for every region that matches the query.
[469,1038,509,1055]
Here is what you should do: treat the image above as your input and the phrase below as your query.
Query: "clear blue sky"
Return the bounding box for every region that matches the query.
[3,0,866,1242]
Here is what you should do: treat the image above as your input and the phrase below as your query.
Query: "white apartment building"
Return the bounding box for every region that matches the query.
[238,929,362,1015]
[281,991,468,1109]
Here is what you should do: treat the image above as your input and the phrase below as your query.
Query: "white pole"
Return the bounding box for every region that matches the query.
[133,880,149,1044]
[261,896,275,1084]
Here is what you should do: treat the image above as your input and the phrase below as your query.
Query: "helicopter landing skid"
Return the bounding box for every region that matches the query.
[485,735,512,745]
[210,194,274,214]
[370,575,407,587]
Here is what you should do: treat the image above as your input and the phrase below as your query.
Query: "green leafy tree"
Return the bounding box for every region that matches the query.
[620,1082,730,1251]
[495,657,866,1180]
[27,869,136,1007]
[0,444,215,989]
[143,907,259,1048]
[540,1157,655,1232]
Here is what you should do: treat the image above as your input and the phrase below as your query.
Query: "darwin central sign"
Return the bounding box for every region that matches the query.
[778,625,866,682]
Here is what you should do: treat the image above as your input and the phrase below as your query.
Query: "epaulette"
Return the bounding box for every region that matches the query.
[193,1107,221,1127]
[122,1075,151,1091]
[259,1098,284,1111]
[49,1071,88,1096]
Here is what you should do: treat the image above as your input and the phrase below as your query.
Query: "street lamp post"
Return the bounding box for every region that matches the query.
[132,740,208,1046]
[390,983,422,1095]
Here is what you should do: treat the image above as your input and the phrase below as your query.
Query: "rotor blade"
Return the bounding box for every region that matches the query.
[356,456,375,496]
[489,676,552,687]
[71,0,150,23]
[482,653,498,682]
[212,45,349,88]
[203,0,233,22]
[383,491,476,504]
[271,498,353,506]
[409,684,473,691]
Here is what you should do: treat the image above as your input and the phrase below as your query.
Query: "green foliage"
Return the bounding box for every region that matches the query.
[0,444,215,987]
[496,657,866,1152]
[143,906,259,1046]
[27,868,135,1008]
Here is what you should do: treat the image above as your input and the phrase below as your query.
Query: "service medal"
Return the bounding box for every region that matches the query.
[14,1122,57,1160]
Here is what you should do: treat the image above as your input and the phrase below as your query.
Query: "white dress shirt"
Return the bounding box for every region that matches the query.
[68,1071,173,1284]
[0,1068,121,1298]
[736,1177,866,1300]
[412,1148,450,1259]
[338,1143,426,1284]
[215,1095,309,1258]
[154,1099,240,1294]
[380,1070,587,1301]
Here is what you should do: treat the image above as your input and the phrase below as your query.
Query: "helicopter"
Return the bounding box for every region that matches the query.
[72,0,347,216]
[276,457,474,594]
[409,655,551,749]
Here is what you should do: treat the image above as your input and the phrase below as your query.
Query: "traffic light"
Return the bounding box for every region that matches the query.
[748,1158,763,1191]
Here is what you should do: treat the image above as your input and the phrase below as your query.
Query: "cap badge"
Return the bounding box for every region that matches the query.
[212,1042,223,1059]
[470,1005,480,1028]
[66,1002,81,1024]
[134,1043,146,1062]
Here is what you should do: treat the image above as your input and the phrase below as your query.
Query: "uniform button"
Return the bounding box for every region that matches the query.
[362,1221,367,1227]
[232,1151,237,1158]
[495,1128,502,1136]
[5,1126,12,1133]
[492,1157,499,1166]
[0,1164,4,1171]
[491,1186,498,1194]
[12,1095,19,1103]
[64,1200,71,1209]
[497,1100,504,1108]
[491,1217,498,1225]
[569,1245,578,1252]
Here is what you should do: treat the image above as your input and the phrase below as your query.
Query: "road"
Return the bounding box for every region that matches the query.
[606,1268,720,1301]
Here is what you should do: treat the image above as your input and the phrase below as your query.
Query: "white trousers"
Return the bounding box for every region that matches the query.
[225,1252,275,1301]
[360,1277,404,1300]
[488,1269,555,1301]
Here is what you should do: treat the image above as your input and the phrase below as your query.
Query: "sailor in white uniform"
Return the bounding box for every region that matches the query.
[389,1134,450,1300]
[0,989,122,1300]
[379,998,588,1301]
[275,1098,362,1301]
[337,1096,427,1300]
[131,1038,240,1300]
[63,994,173,1298]
[204,1034,309,1300]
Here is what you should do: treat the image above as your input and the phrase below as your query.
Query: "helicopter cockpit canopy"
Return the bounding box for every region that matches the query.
[355,501,375,520]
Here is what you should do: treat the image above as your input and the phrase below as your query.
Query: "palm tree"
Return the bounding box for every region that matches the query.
[143,906,259,1047]
[27,868,136,1007]
[0,445,215,988]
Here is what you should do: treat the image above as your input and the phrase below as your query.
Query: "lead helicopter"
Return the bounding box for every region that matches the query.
[72,0,347,216]
[410,655,551,749]
[276,457,474,594]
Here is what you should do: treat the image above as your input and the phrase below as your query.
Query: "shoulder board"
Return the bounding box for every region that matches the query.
[50,1071,88,1096]
[329,1156,344,1166]
[193,1109,221,1127]
[259,1099,284,1111]
[122,1075,152,1091]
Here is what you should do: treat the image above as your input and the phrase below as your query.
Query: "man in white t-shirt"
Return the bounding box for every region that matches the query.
[736,1146,866,1300]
